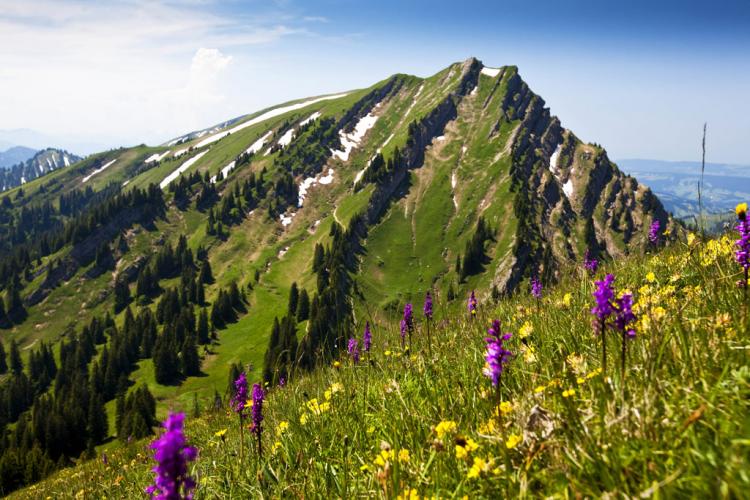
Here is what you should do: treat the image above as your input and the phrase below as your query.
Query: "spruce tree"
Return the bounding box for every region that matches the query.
[296,289,310,322]
[9,339,23,375]
[0,339,7,374]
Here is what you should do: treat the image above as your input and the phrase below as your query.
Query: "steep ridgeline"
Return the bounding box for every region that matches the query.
[0,148,81,191]
[0,58,673,494]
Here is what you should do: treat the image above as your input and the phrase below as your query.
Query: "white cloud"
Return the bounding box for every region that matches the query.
[0,0,303,150]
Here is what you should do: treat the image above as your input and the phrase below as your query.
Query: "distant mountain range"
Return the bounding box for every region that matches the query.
[0,148,82,191]
[0,146,37,168]
[618,158,750,219]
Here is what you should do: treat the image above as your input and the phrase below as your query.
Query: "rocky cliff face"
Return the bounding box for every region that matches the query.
[494,65,670,290]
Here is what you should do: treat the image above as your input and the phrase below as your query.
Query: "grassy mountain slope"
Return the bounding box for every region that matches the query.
[12,231,750,498]
[0,58,678,492]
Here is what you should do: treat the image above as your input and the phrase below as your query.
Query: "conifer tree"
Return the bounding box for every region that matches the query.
[9,339,23,375]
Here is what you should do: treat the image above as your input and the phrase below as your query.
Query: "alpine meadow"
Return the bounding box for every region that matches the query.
[0,1,748,497]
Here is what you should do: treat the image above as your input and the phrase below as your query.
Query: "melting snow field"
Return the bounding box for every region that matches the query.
[480,66,501,77]
[332,106,380,162]
[211,131,272,184]
[145,150,171,163]
[354,132,395,186]
[82,159,117,183]
[470,85,478,95]
[160,151,208,189]
[277,128,295,148]
[193,94,348,150]
[63,156,70,167]
[451,172,458,209]
[280,212,295,227]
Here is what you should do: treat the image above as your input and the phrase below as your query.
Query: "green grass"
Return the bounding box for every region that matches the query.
[14,232,750,498]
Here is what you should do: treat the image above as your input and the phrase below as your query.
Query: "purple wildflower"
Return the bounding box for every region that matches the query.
[735,204,750,288]
[487,319,501,339]
[584,249,598,274]
[102,452,108,466]
[483,322,512,387]
[467,290,477,317]
[251,383,264,435]
[278,376,286,388]
[363,322,372,353]
[423,291,433,320]
[591,274,616,322]
[231,372,248,415]
[591,273,616,372]
[146,412,197,500]
[402,303,414,349]
[531,277,543,299]
[251,383,264,457]
[614,293,637,338]
[648,220,661,245]
[348,337,360,364]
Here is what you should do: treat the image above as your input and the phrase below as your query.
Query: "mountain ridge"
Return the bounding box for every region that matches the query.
[0,57,675,494]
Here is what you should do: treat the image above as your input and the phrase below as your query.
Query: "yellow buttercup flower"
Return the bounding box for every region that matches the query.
[397,488,420,500]
[398,449,411,463]
[494,401,513,416]
[562,293,572,307]
[505,433,523,449]
[646,272,656,283]
[562,388,576,398]
[332,360,341,368]
[214,428,228,439]
[299,413,309,425]
[374,450,395,467]
[478,418,497,435]
[534,385,546,394]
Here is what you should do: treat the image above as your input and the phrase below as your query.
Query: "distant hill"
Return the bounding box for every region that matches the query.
[0,145,37,168]
[618,158,750,219]
[0,148,82,191]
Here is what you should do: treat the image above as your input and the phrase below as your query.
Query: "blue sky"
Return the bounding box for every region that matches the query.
[0,0,748,163]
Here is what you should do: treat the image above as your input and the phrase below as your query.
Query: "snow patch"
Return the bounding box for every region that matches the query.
[451,172,457,189]
[300,111,321,126]
[470,85,478,95]
[462,146,467,154]
[210,131,271,184]
[318,168,334,185]
[21,176,26,184]
[159,150,208,189]
[298,176,317,207]
[481,66,501,77]
[145,150,171,163]
[279,212,296,227]
[331,106,380,162]
[435,135,445,142]
[278,246,289,258]
[405,84,424,117]
[193,93,348,149]
[82,159,117,183]
[122,180,130,186]
[549,144,562,174]
[277,128,295,148]
[563,179,574,198]
[174,148,189,157]
[63,156,70,167]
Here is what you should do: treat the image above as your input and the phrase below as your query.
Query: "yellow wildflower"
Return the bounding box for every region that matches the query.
[467,457,489,479]
[687,232,696,246]
[374,450,395,467]
[435,420,457,440]
[562,293,572,307]
[478,418,497,435]
[495,401,513,416]
[397,488,421,500]
[534,385,546,394]
[271,441,282,454]
[455,438,479,459]
[398,449,411,463]
[519,321,533,339]
[505,433,523,449]
[384,350,392,357]
[299,413,309,425]
[646,272,656,283]
[214,428,228,439]
[522,344,537,363]
[736,202,747,218]
[276,421,289,437]
[576,377,585,385]
[566,352,584,373]
[652,306,666,321]
[562,388,576,398]
[366,425,375,434]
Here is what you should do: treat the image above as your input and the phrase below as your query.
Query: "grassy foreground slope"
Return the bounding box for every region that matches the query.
[15,231,750,498]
